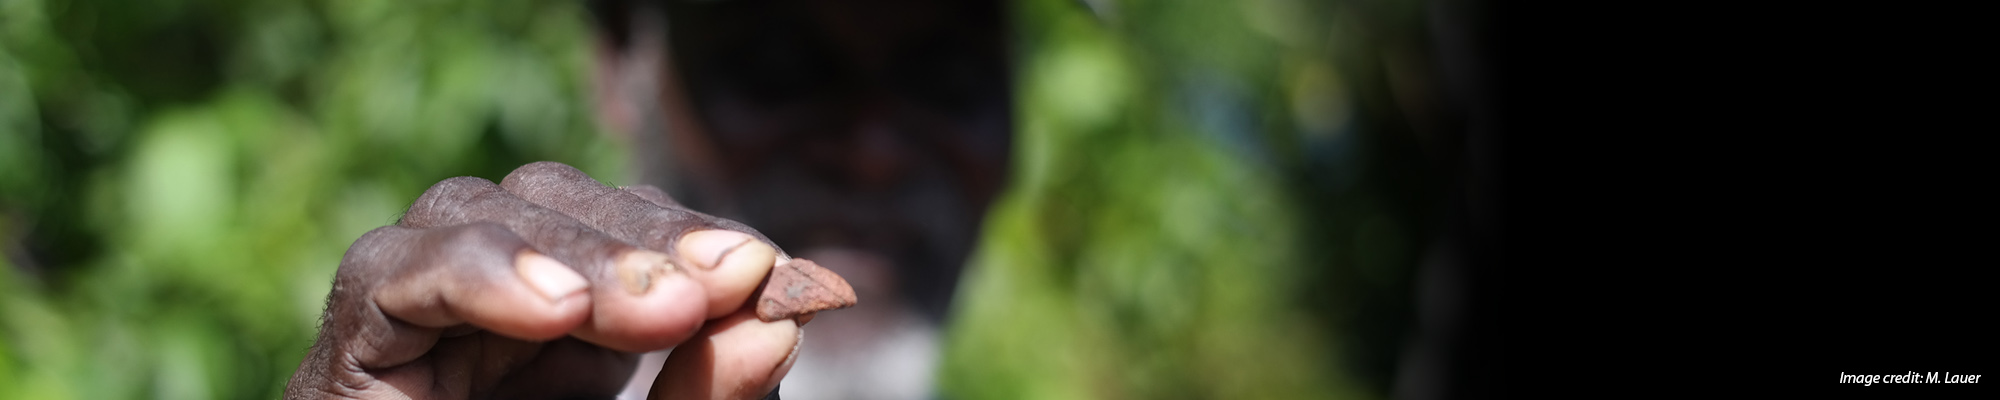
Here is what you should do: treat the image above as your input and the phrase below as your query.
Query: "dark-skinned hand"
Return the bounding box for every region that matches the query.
[286,162,805,400]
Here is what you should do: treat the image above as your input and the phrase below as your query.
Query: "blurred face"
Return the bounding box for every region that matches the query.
[631,0,1012,321]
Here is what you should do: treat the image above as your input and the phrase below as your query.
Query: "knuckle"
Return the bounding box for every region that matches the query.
[334,226,410,281]
[500,161,589,193]
[504,161,576,180]
[403,176,500,228]
[624,184,686,208]
[324,227,407,331]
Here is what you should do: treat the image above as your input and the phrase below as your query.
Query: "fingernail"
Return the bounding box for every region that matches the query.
[677,230,774,272]
[616,249,678,295]
[516,250,589,302]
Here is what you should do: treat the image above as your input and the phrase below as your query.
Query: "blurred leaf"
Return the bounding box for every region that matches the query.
[0,0,620,397]
[942,0,1437,398]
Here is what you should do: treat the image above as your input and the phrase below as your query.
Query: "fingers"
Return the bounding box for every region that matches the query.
[496,162,717,252]
[483,337,641,399]
[649,308,803,400]
[319,224,592,372]
[403,176,710,353]
[677,230,781,317]
[502,162,782,318]
[625,184,685,208]
[366,223,593,342]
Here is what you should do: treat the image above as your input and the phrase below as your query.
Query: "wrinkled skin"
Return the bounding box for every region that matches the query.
[286,162,807,400]
[288,0,1013,397]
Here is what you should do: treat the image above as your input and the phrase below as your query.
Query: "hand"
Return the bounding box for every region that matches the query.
[286,162,804,400]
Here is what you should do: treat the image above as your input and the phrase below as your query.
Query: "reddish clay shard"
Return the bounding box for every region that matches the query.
[756,259,858,322]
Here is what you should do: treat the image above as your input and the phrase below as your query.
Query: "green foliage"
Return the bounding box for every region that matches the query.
[2,0,1442,398]
[1,0,623,397]
[940,0,1438,398]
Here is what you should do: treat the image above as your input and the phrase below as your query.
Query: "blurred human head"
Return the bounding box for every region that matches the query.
[582,0,1011,323]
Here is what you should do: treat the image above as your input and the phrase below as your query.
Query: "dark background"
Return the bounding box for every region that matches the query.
[3,0,1986,399]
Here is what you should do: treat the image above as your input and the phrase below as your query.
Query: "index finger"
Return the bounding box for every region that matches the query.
[403,176,711,352]
[502,162,782,318]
